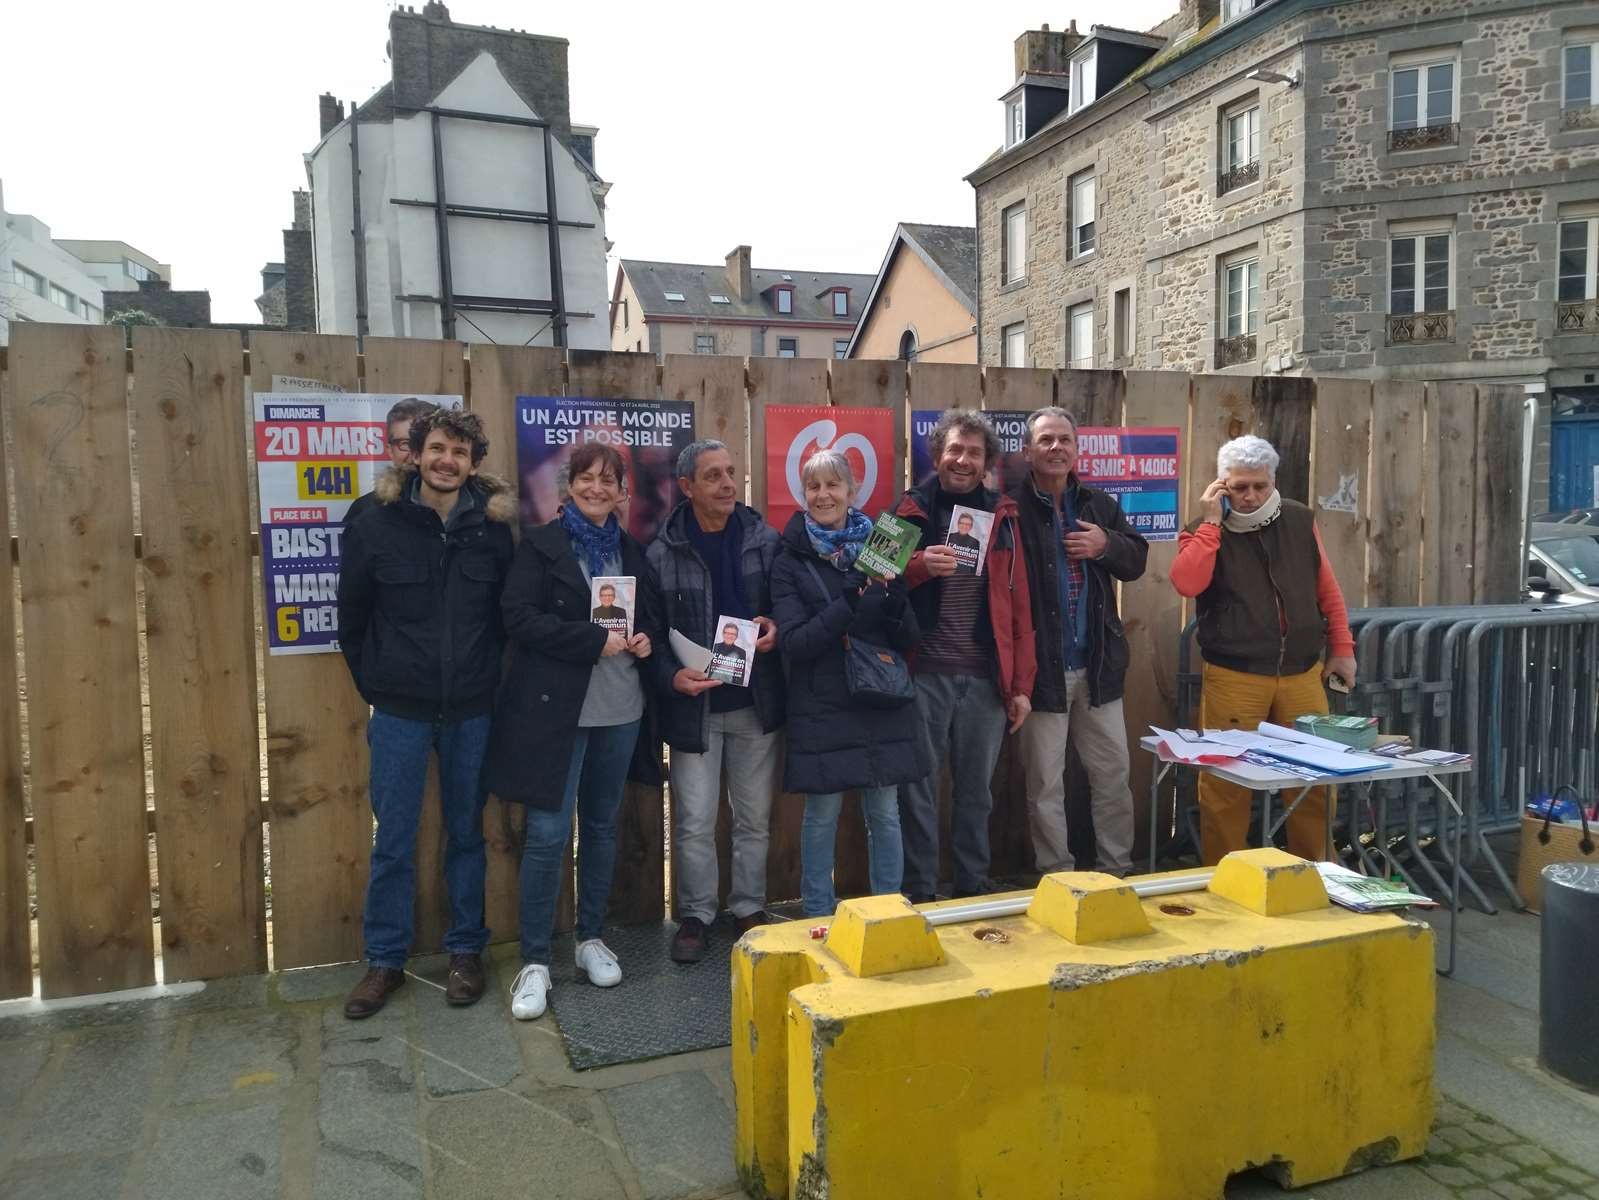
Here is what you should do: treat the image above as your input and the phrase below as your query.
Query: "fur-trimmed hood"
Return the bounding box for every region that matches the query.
[373,466,518,524]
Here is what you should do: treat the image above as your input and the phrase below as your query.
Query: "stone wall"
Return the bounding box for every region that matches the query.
[103,279,212,328]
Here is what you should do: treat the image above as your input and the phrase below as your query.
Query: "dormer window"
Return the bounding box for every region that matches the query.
[774,286,794,315]
[1069,45,1096,113]
[1222,0,1258,22]
[1006,97,1025,148]
[832,289,849,317]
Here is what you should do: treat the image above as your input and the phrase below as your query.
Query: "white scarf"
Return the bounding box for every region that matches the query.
[1223,488,1282,534]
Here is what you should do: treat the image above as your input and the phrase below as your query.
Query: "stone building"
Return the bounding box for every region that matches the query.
[307,3,610,348]
[970,0,1599,511]
[611,247,871,360]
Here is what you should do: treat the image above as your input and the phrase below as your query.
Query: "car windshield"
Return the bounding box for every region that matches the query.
[1536,532,1599,586]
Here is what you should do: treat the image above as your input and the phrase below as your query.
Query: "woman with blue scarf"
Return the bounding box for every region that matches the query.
[484,443,665,1022]
[770,449,931,917]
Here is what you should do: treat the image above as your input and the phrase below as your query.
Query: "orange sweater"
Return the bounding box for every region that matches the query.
[1171,520,1355,658]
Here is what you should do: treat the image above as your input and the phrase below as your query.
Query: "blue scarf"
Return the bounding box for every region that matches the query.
[561,502,622,577]
[804,508,874,570]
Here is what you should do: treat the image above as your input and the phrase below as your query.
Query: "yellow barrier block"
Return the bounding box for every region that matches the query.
[1210,847,1330,916]
[1027,871,1154,944]
[732,868,1435,1200]
[824,894,946,978]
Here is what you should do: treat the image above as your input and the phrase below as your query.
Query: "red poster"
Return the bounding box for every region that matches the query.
[764,405,897,532]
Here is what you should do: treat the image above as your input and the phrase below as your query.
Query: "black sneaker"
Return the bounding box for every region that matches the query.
[905,893,938,905]
[670,916,709,963]
[736,910,774,934]
[952,878,1004,899]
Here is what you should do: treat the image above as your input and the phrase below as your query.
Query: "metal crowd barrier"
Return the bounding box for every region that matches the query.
[1167,603,1599,910]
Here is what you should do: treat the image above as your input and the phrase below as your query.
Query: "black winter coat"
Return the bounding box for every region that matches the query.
[645,501,786,752]
[770,513,932,796]
[337,469,516,722]
[483,520,667,810]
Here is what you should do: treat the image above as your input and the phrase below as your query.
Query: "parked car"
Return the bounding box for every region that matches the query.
[1526,522,1599,604]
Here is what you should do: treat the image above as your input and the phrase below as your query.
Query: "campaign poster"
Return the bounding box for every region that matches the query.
[946,504,995,575]
[590,576,635,639]
[908,411,1182,541]
[764,405,897,531]
[516,396,695,543]
[705,616,758,687]
[255,392,461,655]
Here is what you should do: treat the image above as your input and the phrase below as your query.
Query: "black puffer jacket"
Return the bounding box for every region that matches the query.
[770,513,932,796]
[336,468,516,722]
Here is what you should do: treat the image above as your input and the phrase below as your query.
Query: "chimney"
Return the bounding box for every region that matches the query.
[1013,22,1080,80]
[291,189,311,232]
[725,245,753,302]
[421,0,449,19]
[319,93,344,137]
[1179,0,1222,32]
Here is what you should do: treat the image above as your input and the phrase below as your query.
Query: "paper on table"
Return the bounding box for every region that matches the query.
[1258,721,1361,754]
[669,628,713,675]
[1149,727,1244,764]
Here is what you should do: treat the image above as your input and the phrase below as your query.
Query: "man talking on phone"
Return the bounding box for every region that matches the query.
[1170,435,1357,864]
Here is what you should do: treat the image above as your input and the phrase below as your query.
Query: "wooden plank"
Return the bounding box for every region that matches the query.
[982,365,1054,415]
[250,331,369,969]
[131,327,266,982]
[906,362,983,413]
[1251,376,1315,505]
[1474,385,1526,605]
[1310,378,1372,610]
[0,342,31,998]
[1188,374,1256,516]
[465,344,565,943]
[363,336,467,955]
[1367,381,1425,608]
[1057,369,1123,429]
[564,354,667,927]
[11,323,153,997]
[1122,371,1192,862]
[1422,382,1478,607]
[744,357,826,904]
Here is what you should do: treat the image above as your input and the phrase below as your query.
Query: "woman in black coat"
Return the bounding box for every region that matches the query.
[770,448,931,917]
[484,443,666,1021]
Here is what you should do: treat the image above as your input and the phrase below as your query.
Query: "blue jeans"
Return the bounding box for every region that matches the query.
[800,787,904,917]
[363,709,491,969]
[519,720,641,965]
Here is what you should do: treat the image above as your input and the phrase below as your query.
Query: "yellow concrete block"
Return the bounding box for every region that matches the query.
[733,870,1435,1200]
[1209,847,1330,916]
[1027,871,1154,944]
[824,894,946,978]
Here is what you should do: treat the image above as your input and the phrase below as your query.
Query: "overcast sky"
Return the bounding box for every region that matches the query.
[3,0,1174,322]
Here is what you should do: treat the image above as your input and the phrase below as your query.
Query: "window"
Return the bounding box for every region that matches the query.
[621,298,630,329]
[775,288,793,315]
[710,294,731,304]
[1565,41,1598,128]
[694,333,716,354]
[1001,202,1027,285]
[1070,171,1096,258]
[834,339,850,359]
[1224,258,1260,338]
[663,291,686,302]
[124,259,153,282]
[49,284,79,314]
[1390,54,1457,150]
[1389,230,1452,314]
[1559,214,1598,303]
[1006,97,1025,148]
[1222,0,1257,21]
[81,302,100,323]
[1068,303,1094,370]
[13,264,45,297]
[777,337,798,358]
[1001,322,1026,367]
[832,290,849,317]
[1221,102,1261,192]
[1069,46,1096,113]
[899,330,918,362]
[1113,287,1132,362]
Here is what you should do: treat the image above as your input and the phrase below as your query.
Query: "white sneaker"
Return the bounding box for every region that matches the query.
[575,938,622,987]
[510,963,551,1020]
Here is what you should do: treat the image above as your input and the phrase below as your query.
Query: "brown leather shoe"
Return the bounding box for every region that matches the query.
[343,966,405,1019]
[736,910,774,934]
[445,953,486,1007]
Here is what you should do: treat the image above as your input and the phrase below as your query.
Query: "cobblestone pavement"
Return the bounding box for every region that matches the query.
[1416,1097,1599,1200]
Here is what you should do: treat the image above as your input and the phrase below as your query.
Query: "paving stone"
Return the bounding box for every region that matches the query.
[425,1087,626,1199]
[314,1139,424,1200]
[1470,1121,1522,1146]
[1439,1125,1486,1151]
[318,1054,421,1186]
[0,1152,132,1199]
[1228,1164,1453,1198]
[1551,1168,1598,1187]
[1437,1099,1476,1125]
[1508,1146,1559,1169]
[144,1104,281,1200]
[173,1010,300,1103]
[18,1022,176,1157]
[411,966,520,1097]
[604,1070,738,1200]
[0,1035,51,1113]
[1522,1178,1561,1196]
[1490,1181,1538,1200]
[1460,1152,1519,1181]
[322,1004,414,1078]
[277,962,368,1004]
[1428,1163,1487,1188]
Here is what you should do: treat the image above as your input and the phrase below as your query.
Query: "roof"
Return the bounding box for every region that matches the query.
[617,258,875,323]
[845,223,977,357]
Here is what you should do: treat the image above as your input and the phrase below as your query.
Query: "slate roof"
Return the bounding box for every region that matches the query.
[618,258,875,323]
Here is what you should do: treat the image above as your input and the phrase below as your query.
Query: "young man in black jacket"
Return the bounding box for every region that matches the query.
[336,408,516,1018]
[1009,407,1148,877]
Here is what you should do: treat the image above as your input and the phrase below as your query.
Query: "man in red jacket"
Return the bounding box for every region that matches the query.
[895,409,1037,901]
[1170,434,1357,863]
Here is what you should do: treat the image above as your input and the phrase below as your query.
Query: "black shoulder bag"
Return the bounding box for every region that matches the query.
[802,560,916,710]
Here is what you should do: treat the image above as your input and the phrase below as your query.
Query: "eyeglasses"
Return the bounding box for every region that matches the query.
[387,438,409,449]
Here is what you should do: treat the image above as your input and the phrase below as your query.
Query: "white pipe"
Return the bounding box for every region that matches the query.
[923,871,1216,927]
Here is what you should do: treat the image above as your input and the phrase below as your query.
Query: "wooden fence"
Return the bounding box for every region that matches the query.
[0,324,1524,998]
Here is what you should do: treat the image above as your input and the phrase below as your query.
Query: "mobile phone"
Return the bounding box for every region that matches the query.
[1220,494,1232,518]
[1326,673,1350,694]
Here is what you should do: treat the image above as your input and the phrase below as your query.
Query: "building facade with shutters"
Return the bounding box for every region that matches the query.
[611,246,872,361]
[971,0,1599,507]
